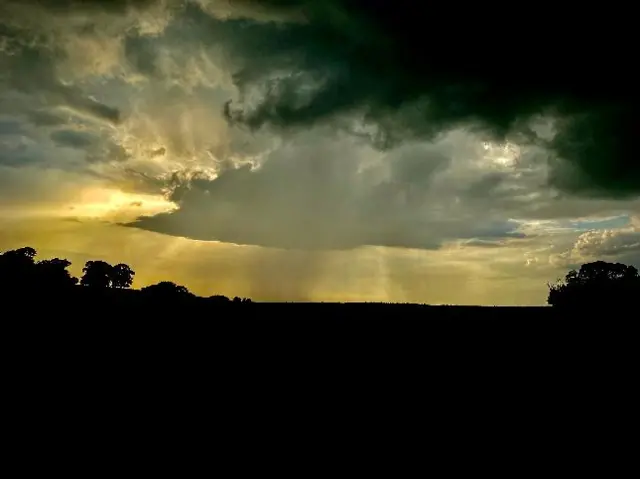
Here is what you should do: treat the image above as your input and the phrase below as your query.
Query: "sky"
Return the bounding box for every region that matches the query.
[0,0,638,304]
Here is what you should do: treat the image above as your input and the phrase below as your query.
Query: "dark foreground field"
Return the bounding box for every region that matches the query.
[2,286,562,320]
[3,287,631,421]
[2,287,607,353]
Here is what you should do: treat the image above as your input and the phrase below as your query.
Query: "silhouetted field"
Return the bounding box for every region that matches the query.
[3,286,559,318]
[4,285,630,397]
[0,248,628,369]
[3,246,636,322]
[4,286,579,356]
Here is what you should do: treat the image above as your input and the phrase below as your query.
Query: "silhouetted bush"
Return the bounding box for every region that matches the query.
[209,295,231,303]
[548,261,640,307]
[141,281,193,297]
[233,296,252,303]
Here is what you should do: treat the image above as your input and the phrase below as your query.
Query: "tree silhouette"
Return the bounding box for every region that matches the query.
[0,246,255,306]
[0,247,37,290]
[548,261,640,307]
[34,259,78,290]
[81,261,114,288]
[112,263,135,289]
[80,261,135,289]
[6,247,36,261]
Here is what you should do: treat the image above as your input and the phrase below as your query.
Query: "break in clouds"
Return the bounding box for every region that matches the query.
[1,0,639,264]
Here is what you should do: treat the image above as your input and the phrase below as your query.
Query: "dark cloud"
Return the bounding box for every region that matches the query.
[50,129,98,149]
[0,119,41,167]
[0,144,32,167]
[462,240,508,249]
[0,23,122,125]
[27,110,69,127]
[48,127,129,164]
[86,142,130,164]
[0,120,25,136]
[187,0,638,197]
[457,221,525,242]
[124,34,161,78]
[4,0,635,198]
[2,0,637,262]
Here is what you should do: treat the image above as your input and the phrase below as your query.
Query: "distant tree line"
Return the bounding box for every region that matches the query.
[0,246,252,303]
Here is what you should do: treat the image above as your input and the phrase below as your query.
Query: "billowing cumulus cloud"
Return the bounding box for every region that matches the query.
[553,215,640,267]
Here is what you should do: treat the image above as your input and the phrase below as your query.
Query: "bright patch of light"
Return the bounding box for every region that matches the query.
[66,188,177,222]
[482,141,520,167]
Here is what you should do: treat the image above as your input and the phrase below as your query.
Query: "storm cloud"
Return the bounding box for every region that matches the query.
[205,0,637,197]
[1,0,639,257]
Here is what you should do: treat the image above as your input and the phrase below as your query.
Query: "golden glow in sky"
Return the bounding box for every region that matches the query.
[69,188,177,222]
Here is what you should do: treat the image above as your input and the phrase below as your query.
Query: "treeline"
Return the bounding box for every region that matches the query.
[0,246,252,303]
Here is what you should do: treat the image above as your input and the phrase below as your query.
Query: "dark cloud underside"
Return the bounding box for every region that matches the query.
[3,0,636,197]
[213,0,637,197]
